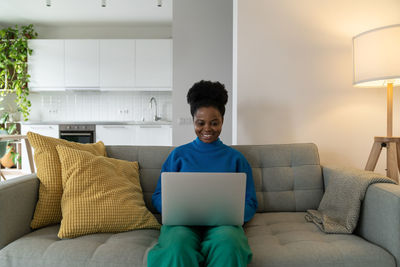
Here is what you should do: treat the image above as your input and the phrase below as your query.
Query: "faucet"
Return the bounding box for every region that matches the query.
[149,97,162,121]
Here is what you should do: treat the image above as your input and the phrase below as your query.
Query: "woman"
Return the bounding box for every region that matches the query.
[148,80,258,267]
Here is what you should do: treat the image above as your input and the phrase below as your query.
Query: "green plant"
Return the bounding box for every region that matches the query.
[0,24,38,121]
[0,112,17,135]
[0,108,20,166]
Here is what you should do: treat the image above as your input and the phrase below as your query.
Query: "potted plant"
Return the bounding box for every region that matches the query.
[0,24,38,121]
[0,97,20,168]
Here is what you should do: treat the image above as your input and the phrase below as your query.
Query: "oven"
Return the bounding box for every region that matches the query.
[59,124,95,144]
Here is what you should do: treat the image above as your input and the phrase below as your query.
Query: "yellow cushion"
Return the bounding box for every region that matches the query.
[27,132,107,229]
[56,145,161,239]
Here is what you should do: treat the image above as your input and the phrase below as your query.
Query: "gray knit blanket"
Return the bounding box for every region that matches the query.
[305,167,397,234]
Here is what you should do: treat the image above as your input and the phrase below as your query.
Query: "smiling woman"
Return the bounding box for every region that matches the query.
[187,80,227,143]
[149,80,258,267]
[193,106,223,143]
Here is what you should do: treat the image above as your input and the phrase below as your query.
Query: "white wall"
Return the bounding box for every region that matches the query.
[237,0,400,174]
[172,0,233,145]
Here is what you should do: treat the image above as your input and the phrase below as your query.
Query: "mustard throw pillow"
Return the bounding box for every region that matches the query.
[28,132,107,229]
[56,145,160,239]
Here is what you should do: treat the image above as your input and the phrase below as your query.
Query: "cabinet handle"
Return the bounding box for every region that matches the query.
[139,125,162,128]
[102,126,127,129]
[60,133,92,136]
[30,126,54,130]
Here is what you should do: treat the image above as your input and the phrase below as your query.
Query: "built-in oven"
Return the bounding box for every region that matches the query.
[59,124,95,144]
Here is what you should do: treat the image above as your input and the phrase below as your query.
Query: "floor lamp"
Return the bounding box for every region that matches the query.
[353,24,400,182]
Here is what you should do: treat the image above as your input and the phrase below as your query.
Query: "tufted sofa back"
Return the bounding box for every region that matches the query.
[232,143,323,212]
[105,143,323,214]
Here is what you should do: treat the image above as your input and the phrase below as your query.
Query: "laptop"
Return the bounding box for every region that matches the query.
[161,172,246,226]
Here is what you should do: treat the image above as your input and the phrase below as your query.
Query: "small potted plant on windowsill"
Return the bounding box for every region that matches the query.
[0,104,20,168]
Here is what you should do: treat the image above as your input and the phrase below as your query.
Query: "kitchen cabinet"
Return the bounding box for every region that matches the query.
[65,40,99,87]
[135,125,172,145]
[135,39,172,88]
[28,40,65,90]
[99,40,136,89]
[21,124,59,172]
[96,124,172,146]
[21,124,59,139]
[28,39,172,90]
[96,125,136,145]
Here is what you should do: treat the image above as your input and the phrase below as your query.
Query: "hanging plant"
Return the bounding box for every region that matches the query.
[0,24,38,121]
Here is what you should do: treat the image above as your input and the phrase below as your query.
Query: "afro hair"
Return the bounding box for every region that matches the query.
[186,80,228,117]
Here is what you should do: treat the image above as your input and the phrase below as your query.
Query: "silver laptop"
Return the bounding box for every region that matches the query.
[161,172,246,226]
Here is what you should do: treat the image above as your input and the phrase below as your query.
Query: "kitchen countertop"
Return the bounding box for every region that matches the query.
[21,120,172,125]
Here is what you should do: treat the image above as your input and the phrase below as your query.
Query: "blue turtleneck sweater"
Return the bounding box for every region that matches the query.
[152,137,258,223]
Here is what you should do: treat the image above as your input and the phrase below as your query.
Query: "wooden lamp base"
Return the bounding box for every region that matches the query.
[365,136,400,182]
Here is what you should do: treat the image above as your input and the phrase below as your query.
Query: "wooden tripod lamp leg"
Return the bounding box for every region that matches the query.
[387,83,393,137]
[366,137,400,181]
[396,141,400,174]
[365,83,400,181]
[365,141,383,171]
[387,142,399,182]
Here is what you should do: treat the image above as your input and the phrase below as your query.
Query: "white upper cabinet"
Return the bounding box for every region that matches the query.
[28,40,65,90]
[99,40,135,89]
[135,39,172,89]
[28,39,172,90]
[65,40,99,87]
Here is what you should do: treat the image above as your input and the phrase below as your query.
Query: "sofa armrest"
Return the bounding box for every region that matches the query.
[322,166,400,263]
[0,174,39,249]
[357,183,400,265]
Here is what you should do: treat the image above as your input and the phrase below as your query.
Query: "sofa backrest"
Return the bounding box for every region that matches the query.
[232,144,323,212]
[106,143,323,214]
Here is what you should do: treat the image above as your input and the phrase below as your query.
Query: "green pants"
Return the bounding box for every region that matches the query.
[147,225,252,267]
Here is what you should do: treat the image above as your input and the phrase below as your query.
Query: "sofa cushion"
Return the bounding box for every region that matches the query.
[0,213,394,267]
[245,212,395,267]
[27,132,107,229]
[0,225,159,267]
[233,144,324,212]
[56,146,161,239]
[105,146,174,213]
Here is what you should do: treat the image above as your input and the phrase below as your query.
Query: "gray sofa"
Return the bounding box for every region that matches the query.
[0,143,400,267]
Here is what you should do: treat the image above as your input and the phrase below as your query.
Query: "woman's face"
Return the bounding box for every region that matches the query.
[193,106,223,143]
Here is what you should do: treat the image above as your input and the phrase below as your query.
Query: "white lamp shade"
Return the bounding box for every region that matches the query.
[353,24,400,87]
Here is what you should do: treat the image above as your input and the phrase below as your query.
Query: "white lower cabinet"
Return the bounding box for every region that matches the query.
[135,125,172,146]
[96,125,172,146]
[96,125,136,145]
[21,124,59,173]
[21,125,59,138]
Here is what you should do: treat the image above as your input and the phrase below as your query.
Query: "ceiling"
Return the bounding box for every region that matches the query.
[0,0,172,27]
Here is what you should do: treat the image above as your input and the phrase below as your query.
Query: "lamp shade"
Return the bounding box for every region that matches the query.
[353,24,400,87]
